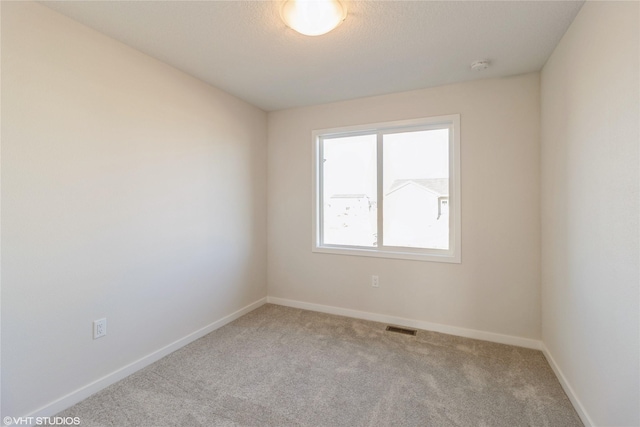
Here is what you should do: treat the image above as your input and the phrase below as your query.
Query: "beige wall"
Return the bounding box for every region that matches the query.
[268,73,541,340]
[1,2,267,417]
[541,2,639,426]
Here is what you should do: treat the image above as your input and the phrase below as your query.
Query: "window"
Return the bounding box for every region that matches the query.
[313,115,460,262]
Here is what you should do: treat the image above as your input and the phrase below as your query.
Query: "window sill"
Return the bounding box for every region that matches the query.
[312,245,461,263]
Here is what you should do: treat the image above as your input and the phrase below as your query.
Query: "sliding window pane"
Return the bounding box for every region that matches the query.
[322,135,377,247]
[383,129,449,249]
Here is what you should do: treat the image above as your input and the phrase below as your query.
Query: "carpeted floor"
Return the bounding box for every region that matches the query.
[56,304,583,426]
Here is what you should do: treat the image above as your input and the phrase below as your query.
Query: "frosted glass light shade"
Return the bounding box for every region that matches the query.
[280,0,346,36]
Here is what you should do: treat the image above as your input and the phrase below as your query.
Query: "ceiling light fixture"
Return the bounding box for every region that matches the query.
[280,0,347,36]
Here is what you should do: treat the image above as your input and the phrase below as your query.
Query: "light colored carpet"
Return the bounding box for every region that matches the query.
[55,304,583,426]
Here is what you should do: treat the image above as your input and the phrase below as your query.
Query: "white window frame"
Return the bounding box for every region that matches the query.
[312,114,461,263]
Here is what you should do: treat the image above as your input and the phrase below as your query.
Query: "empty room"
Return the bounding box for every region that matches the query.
[1,1,638,426]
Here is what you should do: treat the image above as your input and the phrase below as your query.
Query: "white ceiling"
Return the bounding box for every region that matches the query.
[42,1,584,111]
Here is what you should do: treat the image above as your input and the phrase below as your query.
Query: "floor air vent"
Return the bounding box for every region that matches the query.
[385,325,417,336]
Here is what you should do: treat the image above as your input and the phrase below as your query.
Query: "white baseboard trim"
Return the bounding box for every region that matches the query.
[266,296,542,350]
[23,297,268,421]
[541,344,594,427]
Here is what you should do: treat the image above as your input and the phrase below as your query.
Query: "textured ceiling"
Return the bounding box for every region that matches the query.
[42,1,584,111]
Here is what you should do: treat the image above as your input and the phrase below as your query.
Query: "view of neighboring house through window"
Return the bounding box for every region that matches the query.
[314,115,460,262]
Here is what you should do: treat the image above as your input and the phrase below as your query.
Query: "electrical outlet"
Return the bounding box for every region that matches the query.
[371,275,379,288]
[93,318,107,339]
